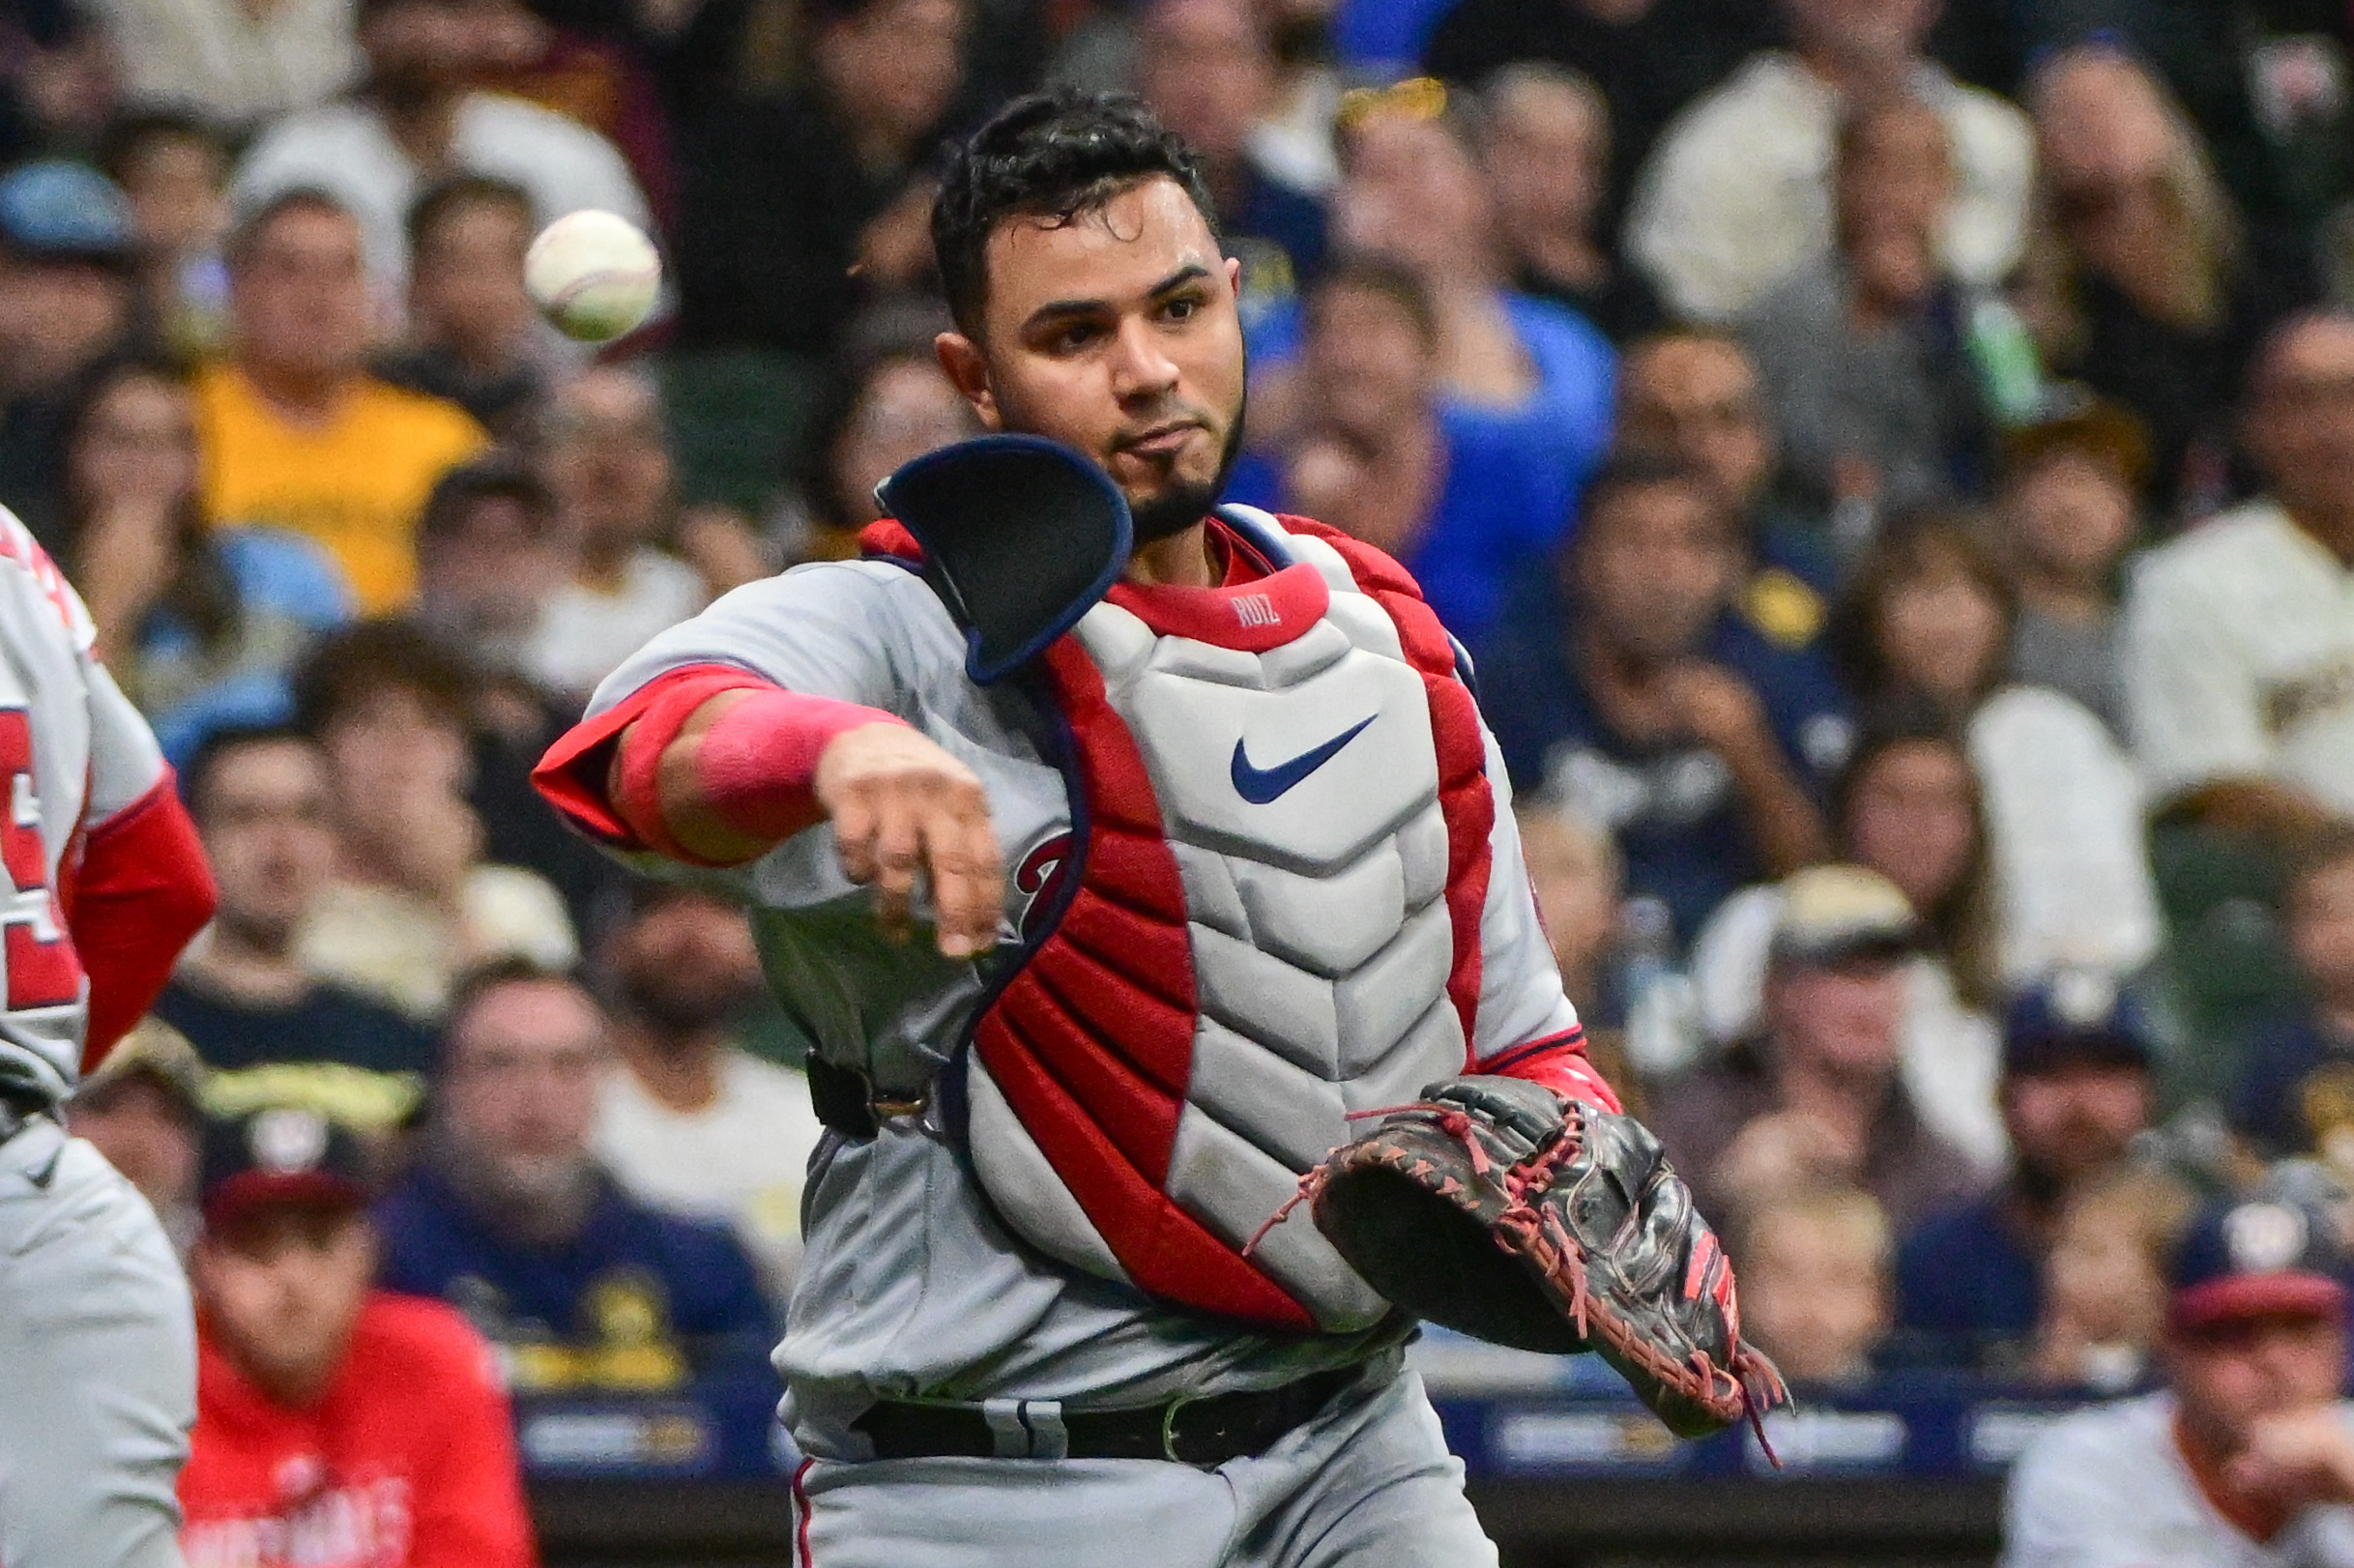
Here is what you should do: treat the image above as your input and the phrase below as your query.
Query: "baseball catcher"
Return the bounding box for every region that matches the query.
[537,88,1776,1568]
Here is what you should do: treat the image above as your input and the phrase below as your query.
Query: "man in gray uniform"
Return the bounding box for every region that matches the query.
[0,507,218,1566]
[537,90,1647,1566]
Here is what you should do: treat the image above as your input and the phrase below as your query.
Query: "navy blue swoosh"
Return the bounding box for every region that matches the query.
[1231,716,1378,804]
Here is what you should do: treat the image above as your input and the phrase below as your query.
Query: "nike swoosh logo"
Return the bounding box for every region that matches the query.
[1231,716,1377,804]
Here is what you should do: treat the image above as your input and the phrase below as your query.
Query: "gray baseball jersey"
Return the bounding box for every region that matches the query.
[0,508,173,1111]
[0,507,194,1566]
[2002,1393,2354,1568]
[583,512,1584,1456]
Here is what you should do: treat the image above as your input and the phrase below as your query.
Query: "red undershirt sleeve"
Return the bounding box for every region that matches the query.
[533,663,906,867]
[70,772,216,1069]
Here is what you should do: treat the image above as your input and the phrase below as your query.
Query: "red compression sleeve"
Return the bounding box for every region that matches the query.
[1481,1029,1623,1114]
[71,773,217,1069]
[533,663,905,867]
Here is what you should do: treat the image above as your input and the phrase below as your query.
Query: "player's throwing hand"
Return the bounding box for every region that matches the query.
[815,723,1004,958]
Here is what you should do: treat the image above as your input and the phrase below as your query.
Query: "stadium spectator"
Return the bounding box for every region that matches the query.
[89,0,360,131]
[232,0,653,290]
[1240,255,1569,642]
[414,457,566,685]
[196,190,488,615]
[2002,1190,2354,1564]
[1729,1184,1893,1387]
[376,966,775,1393]
[1613,330,1838,620]
[2027,1163,2195,1393]
[157,728,437,1105]
[1323,78,1614,525]
[1624,0,2033,325]
[1133,0,1327,322]
[292,622,578,1021]
[1894,976,2159,1372]
[100,112,234,357]
[2020,45,2314,521]
[1741,93,1997,516]
[672,0,968,356]
[1648,864,1984,1231]
[1517,802,1626,1037]
[66,1019,208,1251]
[2124,309,2354,838]
[1832,511,2161,989]
[527,366,707,702]
[1476,64,1661,347]
[1995,394,2149,738]
[593,886,825,1305]
[412,457,629,943]
[375,176,559,440]
[1421,0,1770,223]
[64,359,354,766]
[1479,455,1845,943]
[2234,826,2354,1163]
[0,160,141,552]
[792,315,980,549]
[180,1105,535,1568]
[1689,715,2005,1169]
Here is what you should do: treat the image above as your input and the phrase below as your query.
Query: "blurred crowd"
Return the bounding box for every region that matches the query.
[13,0,2354,1554]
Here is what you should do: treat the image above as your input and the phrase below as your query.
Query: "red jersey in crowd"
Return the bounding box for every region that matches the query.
[180,1292,536,1568]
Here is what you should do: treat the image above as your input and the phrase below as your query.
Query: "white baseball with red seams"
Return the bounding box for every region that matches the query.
[525,209,660,342]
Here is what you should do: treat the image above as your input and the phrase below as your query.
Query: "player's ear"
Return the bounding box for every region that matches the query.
[936,332,1002,431]
[1224,255,1241,298]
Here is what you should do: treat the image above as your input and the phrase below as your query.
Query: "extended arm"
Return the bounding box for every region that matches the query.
[535,664,1005,958]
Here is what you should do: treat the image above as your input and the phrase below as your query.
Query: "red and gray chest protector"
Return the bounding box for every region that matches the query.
[946,508,1499,1334]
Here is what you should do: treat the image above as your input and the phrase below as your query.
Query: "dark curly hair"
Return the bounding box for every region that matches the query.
[931,89,1218,336]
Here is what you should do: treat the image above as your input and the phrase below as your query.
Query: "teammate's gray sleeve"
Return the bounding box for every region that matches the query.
[1467,722,1582,1061]
[585,559,941,723]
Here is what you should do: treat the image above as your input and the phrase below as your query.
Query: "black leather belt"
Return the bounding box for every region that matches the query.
[855,1367,1362,1467]
[0,1091,41,1146]
[807,1057,928,1141]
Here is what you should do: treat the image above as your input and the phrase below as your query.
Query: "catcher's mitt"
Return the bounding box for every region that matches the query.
[1301,1075,1787,1439]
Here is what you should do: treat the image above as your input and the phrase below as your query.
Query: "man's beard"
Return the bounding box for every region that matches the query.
[1127,408,1248,543]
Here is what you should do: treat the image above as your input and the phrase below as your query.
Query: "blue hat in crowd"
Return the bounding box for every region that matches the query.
[2002,970,2152,1077]
[0,161,133,264]
[2168,1192,2349,1333]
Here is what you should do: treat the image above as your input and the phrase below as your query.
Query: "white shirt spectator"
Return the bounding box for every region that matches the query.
[233,92,652,291]
[595,1051,827,1305]
[527,548,709,702]
[1968,684,2163,988]
[2001,1392,2354,1567]
[299,863,579,1022]
[2125,500,2354,816]
[92,0,360,130]
[1688,884,2007,1171]
[1625,53,2034,324]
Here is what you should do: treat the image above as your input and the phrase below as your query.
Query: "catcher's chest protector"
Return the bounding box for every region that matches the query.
[965,512,1497,1332]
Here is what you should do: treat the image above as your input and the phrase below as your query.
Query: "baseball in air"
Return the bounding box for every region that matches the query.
[526,210,660,342]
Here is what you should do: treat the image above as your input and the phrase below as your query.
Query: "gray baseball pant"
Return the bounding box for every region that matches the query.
[790,1369,1498,1568]
[0,1118,193,1568]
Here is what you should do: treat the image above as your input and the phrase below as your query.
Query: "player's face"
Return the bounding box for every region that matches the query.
[2168,1312,2350,1458]
[193,1205,376,1405]
[940,177,1246,543]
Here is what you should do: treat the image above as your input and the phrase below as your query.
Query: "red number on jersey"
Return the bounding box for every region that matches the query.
[0,710,82,1011]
